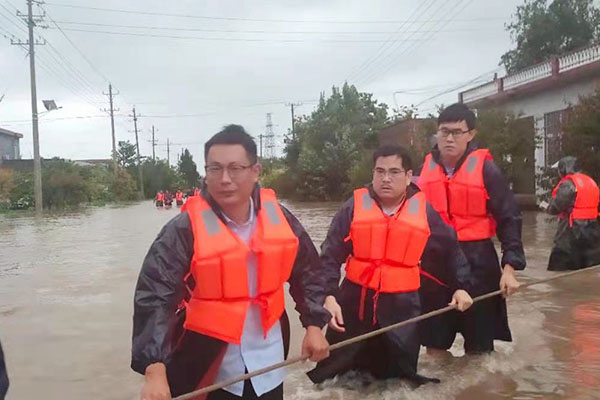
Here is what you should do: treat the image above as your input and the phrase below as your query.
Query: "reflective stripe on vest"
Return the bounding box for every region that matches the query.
[553,173,600,226]
[418,149,497,241]
[183,188,299,344]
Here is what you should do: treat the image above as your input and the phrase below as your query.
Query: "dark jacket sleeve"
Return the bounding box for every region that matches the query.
[281,205,332,329]
[131,212,194,375]
[547,180,576,216]
[483,159,527,271]
[0,338,8,399]
[318,197,354,297]
[420,203,472,293]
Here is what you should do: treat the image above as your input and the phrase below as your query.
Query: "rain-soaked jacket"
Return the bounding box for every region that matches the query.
[547,157,600,271]
[131,185,331,397]
[307,183,471,384]
[0,339,8,400]
[418,142,526,350]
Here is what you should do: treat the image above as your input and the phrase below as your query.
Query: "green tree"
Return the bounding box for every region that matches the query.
[476,109,537,193]
[109,169,139,201]
[42,159,89,209]
[142,159,183,198]
[117,140,138,169]
[177,149,200,188]
[281,83,389,200]
[562,88,600,183]
[501,0,600,72]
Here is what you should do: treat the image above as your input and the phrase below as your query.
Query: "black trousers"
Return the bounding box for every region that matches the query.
[207,381,283,400]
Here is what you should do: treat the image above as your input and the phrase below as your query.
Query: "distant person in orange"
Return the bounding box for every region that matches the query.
[542,156,600,270]
[175,190,184,207]
[155,191,164,208]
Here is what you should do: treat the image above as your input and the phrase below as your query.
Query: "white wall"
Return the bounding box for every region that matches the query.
[490,77,600,196]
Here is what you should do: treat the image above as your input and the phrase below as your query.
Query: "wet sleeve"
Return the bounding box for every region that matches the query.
[0,338,8,399]
[547,180,576,216]
[131,212,194,375]
[281,206,332,329]
[421,203,471,292]
[483,160,527,271]
[319,198,354,296]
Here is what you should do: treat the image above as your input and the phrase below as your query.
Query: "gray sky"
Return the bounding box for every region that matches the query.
[0,0,522,166]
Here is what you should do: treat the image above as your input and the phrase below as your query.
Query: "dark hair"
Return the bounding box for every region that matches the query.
[204,124,258,164]
[372,145,412,171]
[438,103,476,130]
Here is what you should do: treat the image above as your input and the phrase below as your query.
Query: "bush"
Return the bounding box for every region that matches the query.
[6,170,34,210]
[0,169,14,209]
[42,160,89,209]
[110,168,139,201]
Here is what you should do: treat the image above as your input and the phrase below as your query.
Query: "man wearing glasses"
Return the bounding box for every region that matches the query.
[307,145,473,386]
[132,125,331,400]
[418,103,526,356]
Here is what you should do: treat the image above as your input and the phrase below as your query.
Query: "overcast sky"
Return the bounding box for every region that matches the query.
[0,0,523,166]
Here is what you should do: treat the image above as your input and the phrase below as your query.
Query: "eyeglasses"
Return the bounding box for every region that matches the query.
[204,163,255,179]
[373,168,406,179]
[437,127,471,138]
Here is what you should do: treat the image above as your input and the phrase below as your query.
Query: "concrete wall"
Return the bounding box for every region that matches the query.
[0,134,20,160]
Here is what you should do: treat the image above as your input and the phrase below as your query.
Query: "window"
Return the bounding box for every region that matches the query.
[544,109,572,167]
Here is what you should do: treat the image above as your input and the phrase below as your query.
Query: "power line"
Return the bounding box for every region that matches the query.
[360,0,476,86]
[43,2,505,24]
[415,67,500,107]
[37,45,107,103]
[0,2,107,108]
[41,40,107,99]
[0,5,29,34]
[346,0,440,84]
[34,53,108,109]
[40,4,110,83]
[48,20,498,35]
[0,113,120,124]
[352,0,450,85]
[46,27,428,43]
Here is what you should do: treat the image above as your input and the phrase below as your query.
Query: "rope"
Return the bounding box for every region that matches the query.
[173,264,600,400]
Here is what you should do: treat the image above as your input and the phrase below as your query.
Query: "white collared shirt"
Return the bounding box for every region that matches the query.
[214,197,286,397]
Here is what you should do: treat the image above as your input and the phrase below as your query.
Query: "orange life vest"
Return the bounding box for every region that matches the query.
[156,192,164,202]
[552,173,600,226]
[345,188,430,294]
[418,149,497,241]
[182,188,299,344]
[175,192,183,201]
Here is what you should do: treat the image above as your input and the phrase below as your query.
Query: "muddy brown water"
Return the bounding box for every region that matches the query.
[1,202,599,399]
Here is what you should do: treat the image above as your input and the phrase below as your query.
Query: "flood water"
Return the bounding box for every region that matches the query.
[1,201,599,399]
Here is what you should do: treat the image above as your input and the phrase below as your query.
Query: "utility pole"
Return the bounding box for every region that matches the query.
[258,134,264,160]
[285,102,302,141]
[148,125,158,161]
[12,0,46,216]
[103,83,119,171]
[130,107,144,198]
[166,138,170,166]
